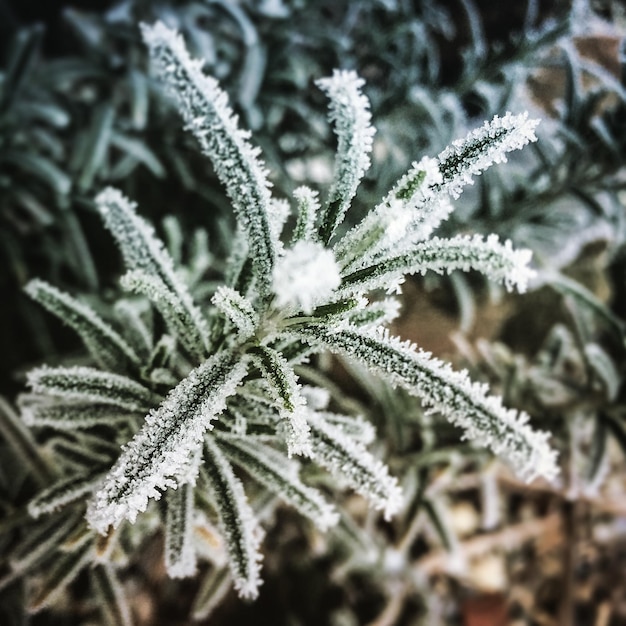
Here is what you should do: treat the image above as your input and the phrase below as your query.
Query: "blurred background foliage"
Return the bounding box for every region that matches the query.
[2,0,626,624]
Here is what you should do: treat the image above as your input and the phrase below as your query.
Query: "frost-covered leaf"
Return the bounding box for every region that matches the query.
[26,366,156,413]
[28,470,105,518]
[248,346,311,456]
[435,112,539,199]
[121,270,208,360]
[113,299,154,359]
[203,435,262,599]
[306,411,403,520]
[212,286,259,341]
[25,279,140,372]
[19,396,135,431]
[141,21,276,298]
[334,113,538,272]
[317,411,376,445]
[218,434,338,530]
[338,233,535,298]
[165,482,197,578]
[316,70,375,243]
[96,187,210,355]
[86,349,247,532]
[290,324,559,482]
[333,158,452,272]
[291,186,321,244]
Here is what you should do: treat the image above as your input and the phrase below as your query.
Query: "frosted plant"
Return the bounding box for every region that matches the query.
[3,20,558,620]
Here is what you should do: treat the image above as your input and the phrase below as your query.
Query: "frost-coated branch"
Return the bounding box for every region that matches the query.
[15,30,551,611]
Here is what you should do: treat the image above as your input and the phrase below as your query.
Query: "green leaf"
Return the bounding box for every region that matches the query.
[77,103,115,191]
[289,324,558,482]
[0,397,52,487]
[28,541,94,613]
[26,366,156,412]
[218,434,338,530]
[142,22,277,298]
[306,411,402,519]
[164,482,197,578]
[28,470,106,518]
[0,25,44,113]
[25,279,141,373]
[90,565,133,626]
[248,345,311,456]
[86,349,248,532]
[203,435,262,599]
[191,566,232,621]
[1,151,71,196]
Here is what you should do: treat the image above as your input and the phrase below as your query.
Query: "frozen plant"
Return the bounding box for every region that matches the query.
[4,21,558,619]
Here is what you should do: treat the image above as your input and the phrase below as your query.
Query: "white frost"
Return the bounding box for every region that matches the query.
[271,241,341,314]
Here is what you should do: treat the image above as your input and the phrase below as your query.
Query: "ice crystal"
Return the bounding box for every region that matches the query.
[271,240,342,314]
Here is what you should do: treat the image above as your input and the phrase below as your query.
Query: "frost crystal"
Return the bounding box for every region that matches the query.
[271,241,341,313]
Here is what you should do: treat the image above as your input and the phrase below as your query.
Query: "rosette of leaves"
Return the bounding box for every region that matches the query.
[1,21,559,622]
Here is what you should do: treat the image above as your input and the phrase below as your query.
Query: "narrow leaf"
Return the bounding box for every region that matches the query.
[86,349,248,532]
[121,270,208,360]
[339,234,535,298]
[290,324,559,482]
[218,434,338,530]
[306,410,403,520]
[25,279,140,371]
[90,564,133,626]
[28,471,105,518]
[26,366,156,413]
[96,187,210,354]
[28,542,94,613]
[0,397,52,486]
[165,482,197,578]
[191,566,232,621]
[203,435,262,599]
[212,286,259,341]
[316,70,375,244]
[141,21,276,298]
[249,346,311,456]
